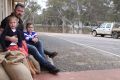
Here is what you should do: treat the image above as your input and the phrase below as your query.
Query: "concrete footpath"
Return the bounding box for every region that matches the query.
[34,69,120,80]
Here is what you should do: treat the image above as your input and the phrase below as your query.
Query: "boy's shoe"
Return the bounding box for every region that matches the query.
[49,68,60,74]
[48,52,58,58]
[44,50,58,58]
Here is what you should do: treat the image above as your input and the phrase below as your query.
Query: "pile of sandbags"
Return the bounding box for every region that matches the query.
[0,64,10,80]
[0,50,40,80]
[2,61,33,80]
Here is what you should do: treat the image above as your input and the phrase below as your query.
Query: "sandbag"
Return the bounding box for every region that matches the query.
[28,55,41,73]
[2,61,33,80]
[0,64,10,80]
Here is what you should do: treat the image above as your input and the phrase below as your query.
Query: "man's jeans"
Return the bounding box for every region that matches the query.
[27,44,56,70]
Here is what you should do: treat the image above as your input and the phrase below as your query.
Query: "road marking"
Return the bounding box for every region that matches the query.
[46,34,120,58]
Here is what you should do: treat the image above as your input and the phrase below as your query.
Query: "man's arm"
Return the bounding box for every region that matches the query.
[1,17,8,29]
[17,30,23,48]
[0,29,8,51]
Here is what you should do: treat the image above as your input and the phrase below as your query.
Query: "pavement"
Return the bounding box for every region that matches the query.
[35,33,120,80]
[34,69,120,80]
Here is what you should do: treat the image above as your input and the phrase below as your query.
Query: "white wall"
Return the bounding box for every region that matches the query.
[0,0,4,23]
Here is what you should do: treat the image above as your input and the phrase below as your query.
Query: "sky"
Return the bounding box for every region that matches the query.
[37,0,47,9]
[36,0,48,14]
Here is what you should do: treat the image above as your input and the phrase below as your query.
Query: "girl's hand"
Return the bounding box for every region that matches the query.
[6,36,18,42]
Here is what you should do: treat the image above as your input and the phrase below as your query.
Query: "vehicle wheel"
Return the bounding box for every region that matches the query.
[112,32,118,39]
[92,31,97,37]
[101,34,105,37]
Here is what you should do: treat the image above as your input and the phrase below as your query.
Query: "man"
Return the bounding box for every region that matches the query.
[0,3,60,74]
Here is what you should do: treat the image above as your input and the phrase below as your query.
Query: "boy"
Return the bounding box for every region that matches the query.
[24,22,57,58]
[24,22,60,74]
[24,22,45,58]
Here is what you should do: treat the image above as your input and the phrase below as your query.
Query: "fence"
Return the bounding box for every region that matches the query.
[34,24,92,34]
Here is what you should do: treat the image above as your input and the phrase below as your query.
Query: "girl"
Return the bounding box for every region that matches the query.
[0,15,28,56]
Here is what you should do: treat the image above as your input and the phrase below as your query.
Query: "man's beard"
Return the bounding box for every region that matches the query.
[16,14,22,18]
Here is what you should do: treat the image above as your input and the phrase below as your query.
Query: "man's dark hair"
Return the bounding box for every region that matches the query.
[15,3,25,9]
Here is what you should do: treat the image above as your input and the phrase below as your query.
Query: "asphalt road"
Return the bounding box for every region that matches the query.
[38,33,120,72]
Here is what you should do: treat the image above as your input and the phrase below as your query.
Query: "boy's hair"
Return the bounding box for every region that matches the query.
[15,3,25,9]
[26,22,33,29]
[8,15,19,22]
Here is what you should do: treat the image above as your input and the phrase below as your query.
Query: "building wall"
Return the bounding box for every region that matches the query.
[7,0,13,15]
[0,0,13,24]
[0,0,4,23]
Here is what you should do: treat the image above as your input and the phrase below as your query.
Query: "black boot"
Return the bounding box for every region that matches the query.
[48,67,60,74]
[44,50,58,58]
[40,59,60,74]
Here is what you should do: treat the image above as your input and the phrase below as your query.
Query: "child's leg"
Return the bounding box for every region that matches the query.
[34,40,46,58]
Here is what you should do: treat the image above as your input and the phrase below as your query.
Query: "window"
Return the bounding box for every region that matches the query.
[106,23,111,28]
[100,23,106,28]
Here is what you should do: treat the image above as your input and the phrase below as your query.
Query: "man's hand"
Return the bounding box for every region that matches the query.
[6,36,18,43]
[32,37,38,43]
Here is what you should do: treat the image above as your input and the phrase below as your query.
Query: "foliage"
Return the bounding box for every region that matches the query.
[40,0,120,25]
[23,0,41,24]
[24,0,120,25]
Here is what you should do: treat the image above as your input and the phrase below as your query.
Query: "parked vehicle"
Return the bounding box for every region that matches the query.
[92,22,120,39]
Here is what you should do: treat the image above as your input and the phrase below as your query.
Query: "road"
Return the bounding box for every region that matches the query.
[38,32,120,72]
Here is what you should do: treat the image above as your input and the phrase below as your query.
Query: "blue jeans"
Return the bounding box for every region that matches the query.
[31,40,46,58]
[27,44,56,70]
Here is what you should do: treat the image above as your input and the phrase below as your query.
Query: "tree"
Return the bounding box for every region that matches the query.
[112,0,120,22]
[23,0,41,24]
[39,0,120,33]
[46,0,79,33]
